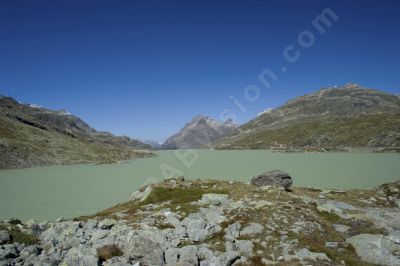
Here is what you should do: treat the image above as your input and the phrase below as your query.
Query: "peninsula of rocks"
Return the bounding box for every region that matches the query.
[1,172,399,266]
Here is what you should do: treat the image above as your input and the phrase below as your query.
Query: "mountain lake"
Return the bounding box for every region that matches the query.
[0,149,399,221]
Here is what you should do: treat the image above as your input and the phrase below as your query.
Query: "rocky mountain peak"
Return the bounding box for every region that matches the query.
[162,114,240,149]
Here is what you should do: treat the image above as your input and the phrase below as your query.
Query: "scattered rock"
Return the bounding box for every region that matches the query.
[19,245,41,259]
[249,200,274,208]
[333,224,351,234]
[61,246,99,266]
[178,245,198,265]
[240,223,264,236]
[0,230,10,245]
[103,256,132,266]
[5,218,22,225]
[290,248,331,262]
[224,222,241,241]
[120,232,165,266]
[347,234,400,266]
[199,206,226,224]
[182,213,221,242]
[317,201,355,217]
[325,242,338,249]
[129,186,153,202]
[98,218,117,230]
[200,194,230,206]
[175,176,185,182]
[250,170,293,190]
[0,245,19,261]
[225,239,253,254]
[386,230,400,245]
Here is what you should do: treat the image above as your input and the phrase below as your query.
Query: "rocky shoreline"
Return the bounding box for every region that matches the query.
[1,173,399,266]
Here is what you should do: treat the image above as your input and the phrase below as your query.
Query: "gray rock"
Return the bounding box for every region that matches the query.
[0,230,10,244]
[0,244,18,260]
[61,245,98,266]
[83,219,98,231]
[290,248,331,262]
[182,213,221,242]
[129,186,153,202]
[165,248,180,265]
[395,199,400,208]
[240,223,264,237]
[119,232,164,266]
[248,200,274,209]
[347,234,400,265]
[182,214,208,242]
[386,230,400,244]
[25,219,38,229]
[91,230,110,242]
[19,245,41,259]
[103,256,132,266]
[325,242,338,249]
[199,206,226,224]
[141,217,157,226]
[196,245,219,264]
[224,222,241,241]
[178,245,198,265]
[217,251,241,266]
[200,194,230,206]
[98,218,117,230]
[38,221,52,232]
[225,240,253,254]
[333,224,351,233]
[250,170,293,190]
[317,202,345,216]
[25,219,44,237]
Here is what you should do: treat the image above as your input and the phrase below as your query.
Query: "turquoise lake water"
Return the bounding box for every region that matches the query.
[0,150,399,221]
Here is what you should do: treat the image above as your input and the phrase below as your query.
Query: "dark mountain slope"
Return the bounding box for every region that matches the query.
[0,96,152,169]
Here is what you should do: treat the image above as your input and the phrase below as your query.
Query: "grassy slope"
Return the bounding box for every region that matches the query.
[0,115,153,169]
[214,113,400,150]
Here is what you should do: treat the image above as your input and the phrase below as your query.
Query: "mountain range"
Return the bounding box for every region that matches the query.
[159,83,400,152]
[162,115,239,149]
[0,96,152,169]
[214,83,400,151]
[1,83,399,169]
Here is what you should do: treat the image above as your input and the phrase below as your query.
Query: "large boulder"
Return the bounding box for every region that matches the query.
[346,234,400,266]
[61,246,99,266]
[182,213,222,242]
[118,232,165,266]
[240,222,264,237]
[250,170,293,190]
[0,230,10,244]
[129,186,153,202]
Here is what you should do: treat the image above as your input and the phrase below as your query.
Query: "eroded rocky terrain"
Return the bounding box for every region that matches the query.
[1,176,399,266]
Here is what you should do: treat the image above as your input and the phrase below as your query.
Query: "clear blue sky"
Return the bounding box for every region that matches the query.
[1,0,399,141]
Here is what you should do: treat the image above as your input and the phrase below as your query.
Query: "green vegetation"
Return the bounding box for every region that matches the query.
[96,244,123,262]
[0,224,38,245]
[0,97,154,169]
[216,113,400,150]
